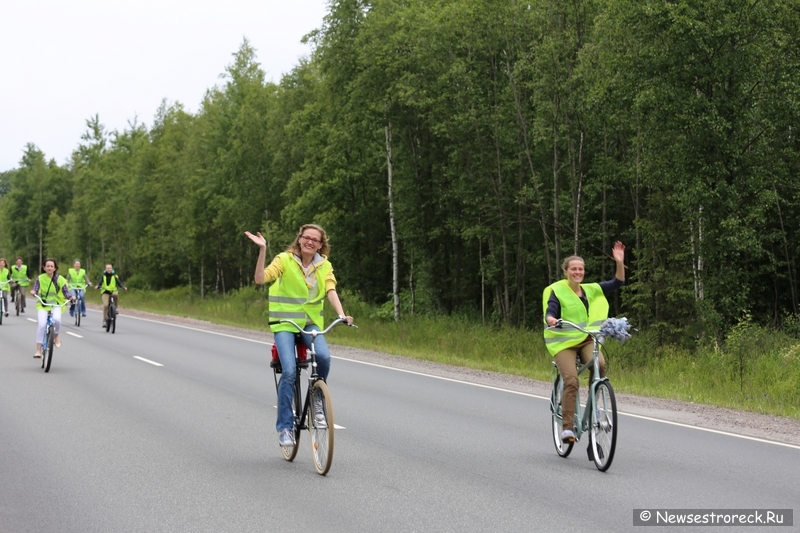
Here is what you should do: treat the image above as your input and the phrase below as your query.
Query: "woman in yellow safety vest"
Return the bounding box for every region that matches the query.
[31,258,75,358]
[543,241,626,443]
[245,224,353,448]
[0,258,10,317]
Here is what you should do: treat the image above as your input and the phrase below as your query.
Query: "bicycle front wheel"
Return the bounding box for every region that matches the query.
[75,302,80,327]
[280,372,301,462]
[16,294,20,316]
[308,379,334,475]
[590,380,617,472]
[44,324,54,372]
[551,375,573,457]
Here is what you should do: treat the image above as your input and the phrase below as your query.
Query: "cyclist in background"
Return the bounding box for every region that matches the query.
[543,241,626,443]
[245,224,352,448]
[94,264,127,327]
[31,258,74,358]
[0,258,10,317]
[10,256,30,313]
[66,259,92,318]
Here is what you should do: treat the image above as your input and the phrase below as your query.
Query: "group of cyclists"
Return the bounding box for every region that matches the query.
[4,223,626,459]
[0,256,127,357]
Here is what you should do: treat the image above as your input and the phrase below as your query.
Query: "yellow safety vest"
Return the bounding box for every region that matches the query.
[268,253,332,333]
[542,279,608,356]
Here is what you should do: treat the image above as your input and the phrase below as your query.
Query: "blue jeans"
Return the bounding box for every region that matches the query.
[274,325,331,431]
[69,289,86,315]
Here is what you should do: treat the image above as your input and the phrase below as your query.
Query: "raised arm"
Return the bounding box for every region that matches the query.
[612,241,626,282]
[244,231,267,285]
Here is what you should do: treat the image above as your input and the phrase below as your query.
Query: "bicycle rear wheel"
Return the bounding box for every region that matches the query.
[551,375,574,457]
[590,380,617,472]
[308,379,334,475]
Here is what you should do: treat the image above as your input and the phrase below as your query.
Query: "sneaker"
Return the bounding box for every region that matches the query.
[278,429,295,447]
[314,397,327,427]
[81,313,87,317]
[560,429,576,443]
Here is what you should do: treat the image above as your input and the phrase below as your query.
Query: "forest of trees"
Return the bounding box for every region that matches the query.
[2,0,799,342]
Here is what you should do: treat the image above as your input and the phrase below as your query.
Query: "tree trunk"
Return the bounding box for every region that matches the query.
[385,121,400,322]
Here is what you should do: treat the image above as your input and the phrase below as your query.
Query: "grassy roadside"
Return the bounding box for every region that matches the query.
[89,287,800,419]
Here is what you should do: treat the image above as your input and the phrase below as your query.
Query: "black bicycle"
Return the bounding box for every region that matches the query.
[13,282,27,316]
[270,317,355,475]
[105,293,118,333]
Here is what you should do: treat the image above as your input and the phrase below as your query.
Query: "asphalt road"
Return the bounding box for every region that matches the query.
[1,309,798,532]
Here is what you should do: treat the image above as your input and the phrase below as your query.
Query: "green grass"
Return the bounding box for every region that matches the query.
[93,287,800,419]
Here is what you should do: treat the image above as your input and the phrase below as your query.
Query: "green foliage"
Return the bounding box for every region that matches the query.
[3,0,800,344]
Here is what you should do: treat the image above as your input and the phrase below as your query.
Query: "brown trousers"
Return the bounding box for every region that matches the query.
[554,338,606,431]
[102,292,119,321]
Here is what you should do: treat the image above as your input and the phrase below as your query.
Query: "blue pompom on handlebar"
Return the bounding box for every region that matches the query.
[599,317,633,344]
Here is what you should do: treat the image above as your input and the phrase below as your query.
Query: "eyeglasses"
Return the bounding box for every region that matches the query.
[299,235,322,244]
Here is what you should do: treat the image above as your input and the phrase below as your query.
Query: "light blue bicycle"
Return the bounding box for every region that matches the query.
[34,295,68,373]
[547,318,631,472]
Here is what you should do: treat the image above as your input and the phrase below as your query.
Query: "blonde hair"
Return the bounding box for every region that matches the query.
[561,255,584,274]
[286,224,330,257]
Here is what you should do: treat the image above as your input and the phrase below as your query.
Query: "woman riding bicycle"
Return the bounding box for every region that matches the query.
[0,258,10,317]
[94,264,127,327]
[66,259,92,318]
[245,224,352,448]
[543,241,626,443]
[10,256,30,312]
[31,258,75,358]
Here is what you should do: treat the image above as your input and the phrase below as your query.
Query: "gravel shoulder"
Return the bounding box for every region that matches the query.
[116,306,800,447]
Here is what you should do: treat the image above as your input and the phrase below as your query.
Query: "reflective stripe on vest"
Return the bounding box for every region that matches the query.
[268,253,331,333]
[542,279,609,357]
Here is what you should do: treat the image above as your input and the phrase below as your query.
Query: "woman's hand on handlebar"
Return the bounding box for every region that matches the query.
[338,315,354,326]
[546,315,558,327]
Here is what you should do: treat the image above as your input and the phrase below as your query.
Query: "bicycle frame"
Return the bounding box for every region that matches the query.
[271,318,348,414]
[547,318,619,471]
[34,295,68,372]
[554,339,608,441]
[270,317,354,474]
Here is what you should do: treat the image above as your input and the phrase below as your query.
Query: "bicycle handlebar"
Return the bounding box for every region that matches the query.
[269,317,357,336]
[33,295,72,308]
[546,318,596,336]
[547,317,633,344]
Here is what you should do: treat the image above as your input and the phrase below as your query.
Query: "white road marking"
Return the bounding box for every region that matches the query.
[119,313,800,450]
[27,318,37,323]
[133,356,163,367]
[66,332,83,338]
